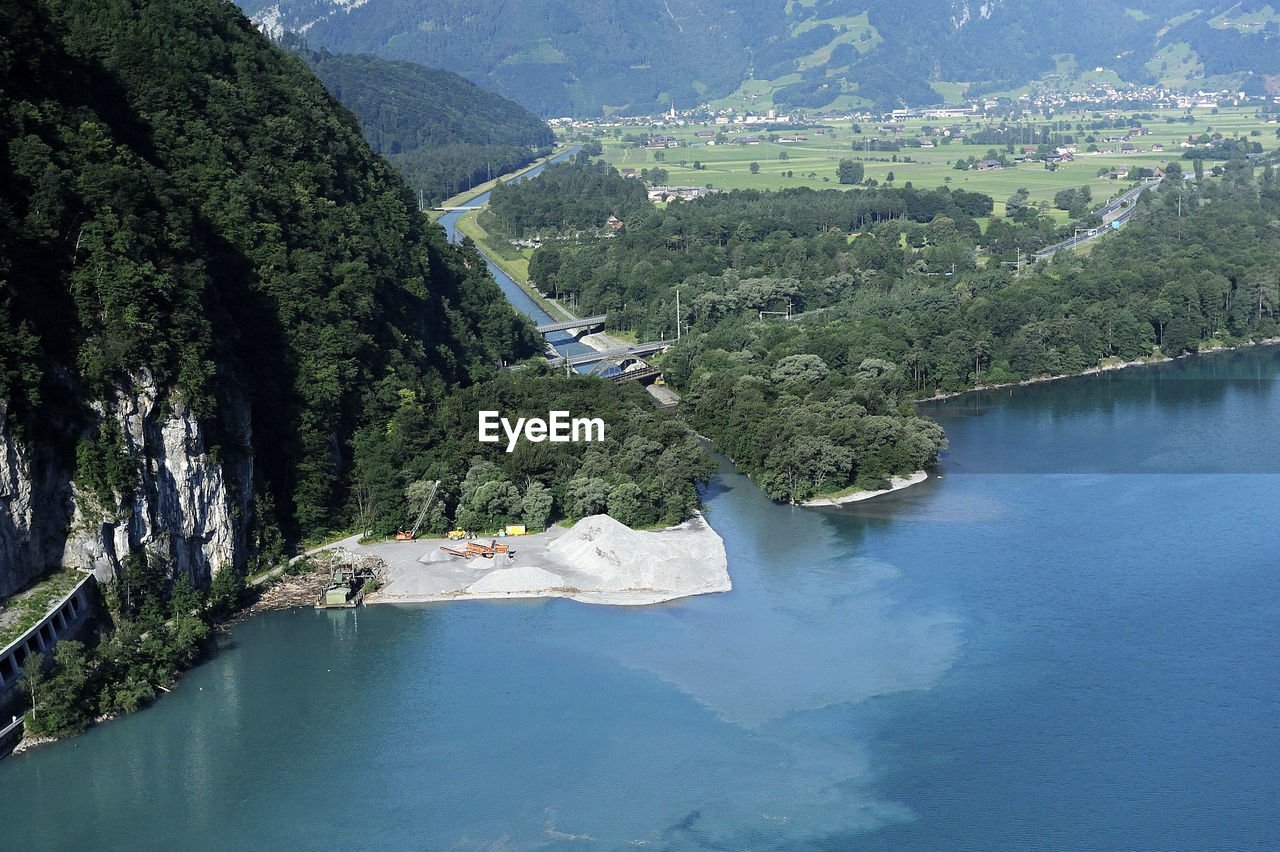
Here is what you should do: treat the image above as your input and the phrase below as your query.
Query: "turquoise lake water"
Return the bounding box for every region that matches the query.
[4,347,1279,850]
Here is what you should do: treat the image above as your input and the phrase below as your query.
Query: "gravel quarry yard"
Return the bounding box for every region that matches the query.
[357,513,730,606]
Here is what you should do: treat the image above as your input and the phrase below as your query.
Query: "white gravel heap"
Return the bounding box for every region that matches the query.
[546,514,729,598]
[466,565,565,595]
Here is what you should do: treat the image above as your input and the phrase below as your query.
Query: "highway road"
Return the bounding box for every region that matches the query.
[1034,179,1157,259]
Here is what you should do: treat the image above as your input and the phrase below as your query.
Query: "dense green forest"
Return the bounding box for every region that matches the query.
[487,156,1280,500]
[1,0,715,732]
[292,42,555,204]
[352,370,714,537]
[486,158,651,236]
[502,180,998,334]
[0,0,536,543]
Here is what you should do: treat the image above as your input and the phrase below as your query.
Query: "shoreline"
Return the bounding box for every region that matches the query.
[802,470,929,507]
[919,337,1280,403]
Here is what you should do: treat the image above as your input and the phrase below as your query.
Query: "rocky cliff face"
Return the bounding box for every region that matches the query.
[0,401,74,597]
[0,375,253,597]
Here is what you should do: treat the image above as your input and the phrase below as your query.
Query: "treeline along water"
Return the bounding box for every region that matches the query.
[2,358,1278,845]
[437,150,600,365]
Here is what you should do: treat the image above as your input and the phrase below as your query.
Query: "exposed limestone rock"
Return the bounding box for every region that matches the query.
[63,372,252,588]
[0,372,254,596]
[0,398,81,598]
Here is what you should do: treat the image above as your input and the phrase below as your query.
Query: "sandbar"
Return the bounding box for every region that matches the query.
[801,470,928,507]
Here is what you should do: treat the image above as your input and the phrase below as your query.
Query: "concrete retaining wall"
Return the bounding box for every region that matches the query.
[0,574,98,756]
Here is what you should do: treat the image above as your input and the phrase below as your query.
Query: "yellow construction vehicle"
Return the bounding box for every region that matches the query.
[446,528,468,541]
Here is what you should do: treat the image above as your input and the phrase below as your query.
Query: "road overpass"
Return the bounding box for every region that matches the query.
[536,315,607,335]
[555,340,672,368]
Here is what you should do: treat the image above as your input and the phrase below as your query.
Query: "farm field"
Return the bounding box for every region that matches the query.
[576,106,1279,211]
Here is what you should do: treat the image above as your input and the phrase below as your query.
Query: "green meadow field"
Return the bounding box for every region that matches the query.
[582,106,1279,212]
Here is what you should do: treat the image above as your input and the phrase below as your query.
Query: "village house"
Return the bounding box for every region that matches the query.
[647,185,715,202]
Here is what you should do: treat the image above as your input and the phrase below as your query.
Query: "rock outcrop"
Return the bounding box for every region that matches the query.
[0,373,253,595]
[0,400,74,597]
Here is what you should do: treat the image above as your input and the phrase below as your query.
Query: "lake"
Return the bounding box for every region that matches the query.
[3,347,1278,850]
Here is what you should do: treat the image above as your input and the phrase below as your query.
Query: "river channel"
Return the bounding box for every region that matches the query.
[437,149,601,367]
[3,192,1279,846]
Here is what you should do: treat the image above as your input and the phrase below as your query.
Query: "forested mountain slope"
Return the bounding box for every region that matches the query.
[239,0,1280,116]
[0,0,535,595]
[293,43,555,203]
[0,0,722,735]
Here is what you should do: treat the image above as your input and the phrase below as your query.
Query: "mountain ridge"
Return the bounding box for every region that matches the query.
[238,0,1280,116]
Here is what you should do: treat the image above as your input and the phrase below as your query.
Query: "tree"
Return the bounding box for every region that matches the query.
[837,158,864,185]
[520,481,553,530]
[1248,272,1278,322]
[770,354,829,385]
[749,162,760,174]
[567,477,609,518]
[23,641,93,738]
[606,481,644,526]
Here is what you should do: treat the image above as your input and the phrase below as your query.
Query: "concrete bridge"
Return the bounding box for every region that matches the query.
[536,315,607,336]
[433,205,485,212]
[556,340,672,368]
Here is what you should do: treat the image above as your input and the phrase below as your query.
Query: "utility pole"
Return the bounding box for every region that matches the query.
[676,289,681,341]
